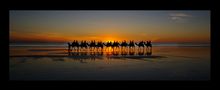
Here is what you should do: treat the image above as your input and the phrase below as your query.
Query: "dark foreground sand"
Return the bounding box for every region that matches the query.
[9,46,210,80]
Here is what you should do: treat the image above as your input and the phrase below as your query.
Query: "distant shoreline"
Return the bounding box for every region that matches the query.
[9,43,210,47]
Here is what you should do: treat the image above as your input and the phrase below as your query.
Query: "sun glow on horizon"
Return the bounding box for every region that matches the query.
[10,11,210,44]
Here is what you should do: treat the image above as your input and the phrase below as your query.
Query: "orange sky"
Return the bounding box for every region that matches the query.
[10,30,210,43]
[10,11,210,43]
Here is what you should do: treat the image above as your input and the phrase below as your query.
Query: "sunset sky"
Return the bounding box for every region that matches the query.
[10,10,210,43]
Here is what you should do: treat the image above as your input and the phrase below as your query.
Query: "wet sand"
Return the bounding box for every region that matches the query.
[9,46,210,80]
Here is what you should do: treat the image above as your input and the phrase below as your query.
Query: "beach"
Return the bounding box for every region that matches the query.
[9,44,210,80]
[9,10,210,80]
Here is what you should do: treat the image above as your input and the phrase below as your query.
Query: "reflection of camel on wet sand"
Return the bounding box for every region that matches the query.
[66,48,156,61]
[67,40,152,51]
[68,47,152,57]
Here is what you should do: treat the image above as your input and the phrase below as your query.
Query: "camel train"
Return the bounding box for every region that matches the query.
[67,40,152,51]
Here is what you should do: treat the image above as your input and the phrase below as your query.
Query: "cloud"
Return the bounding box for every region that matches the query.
[170,13,192,17]
[169,13,192,22]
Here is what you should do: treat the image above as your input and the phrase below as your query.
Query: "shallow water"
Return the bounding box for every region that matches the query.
[9,46,210,80]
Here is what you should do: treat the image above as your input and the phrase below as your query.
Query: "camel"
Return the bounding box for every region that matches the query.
[79,40,88,51]
[71,40,80,51]
[135,41,145,51]
[145,41,152,48]
[112,41,120,50]
[144,41,152,51]
[128,40,135,48]
[128,40,135,52]
[67,42,72,51]
[104,41,112,48]
[120,40,128,48]
[68,40,153,52]
[103,41,112,51]
[96,41,104,51]
[103,41,120,51]
[87,40,96,51]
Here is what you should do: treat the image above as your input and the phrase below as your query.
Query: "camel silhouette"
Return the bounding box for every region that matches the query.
[96,41,104,50]
[128,40,135,48]
[79,40,88,51]
[103,41,112,48]
[121,40,128,48]
[145,41,152,48]
[112,41,120,49]
[144,40,152,52]
[67,42,72,51]
[68,40,153,52]
[135,41,145,51]
[87,40,96,51]
[71,40,80,51]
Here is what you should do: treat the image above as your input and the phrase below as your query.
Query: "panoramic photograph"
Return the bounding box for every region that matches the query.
[9,10,210,80]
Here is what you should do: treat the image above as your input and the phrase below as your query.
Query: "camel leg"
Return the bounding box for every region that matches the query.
[150,46,152,52]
